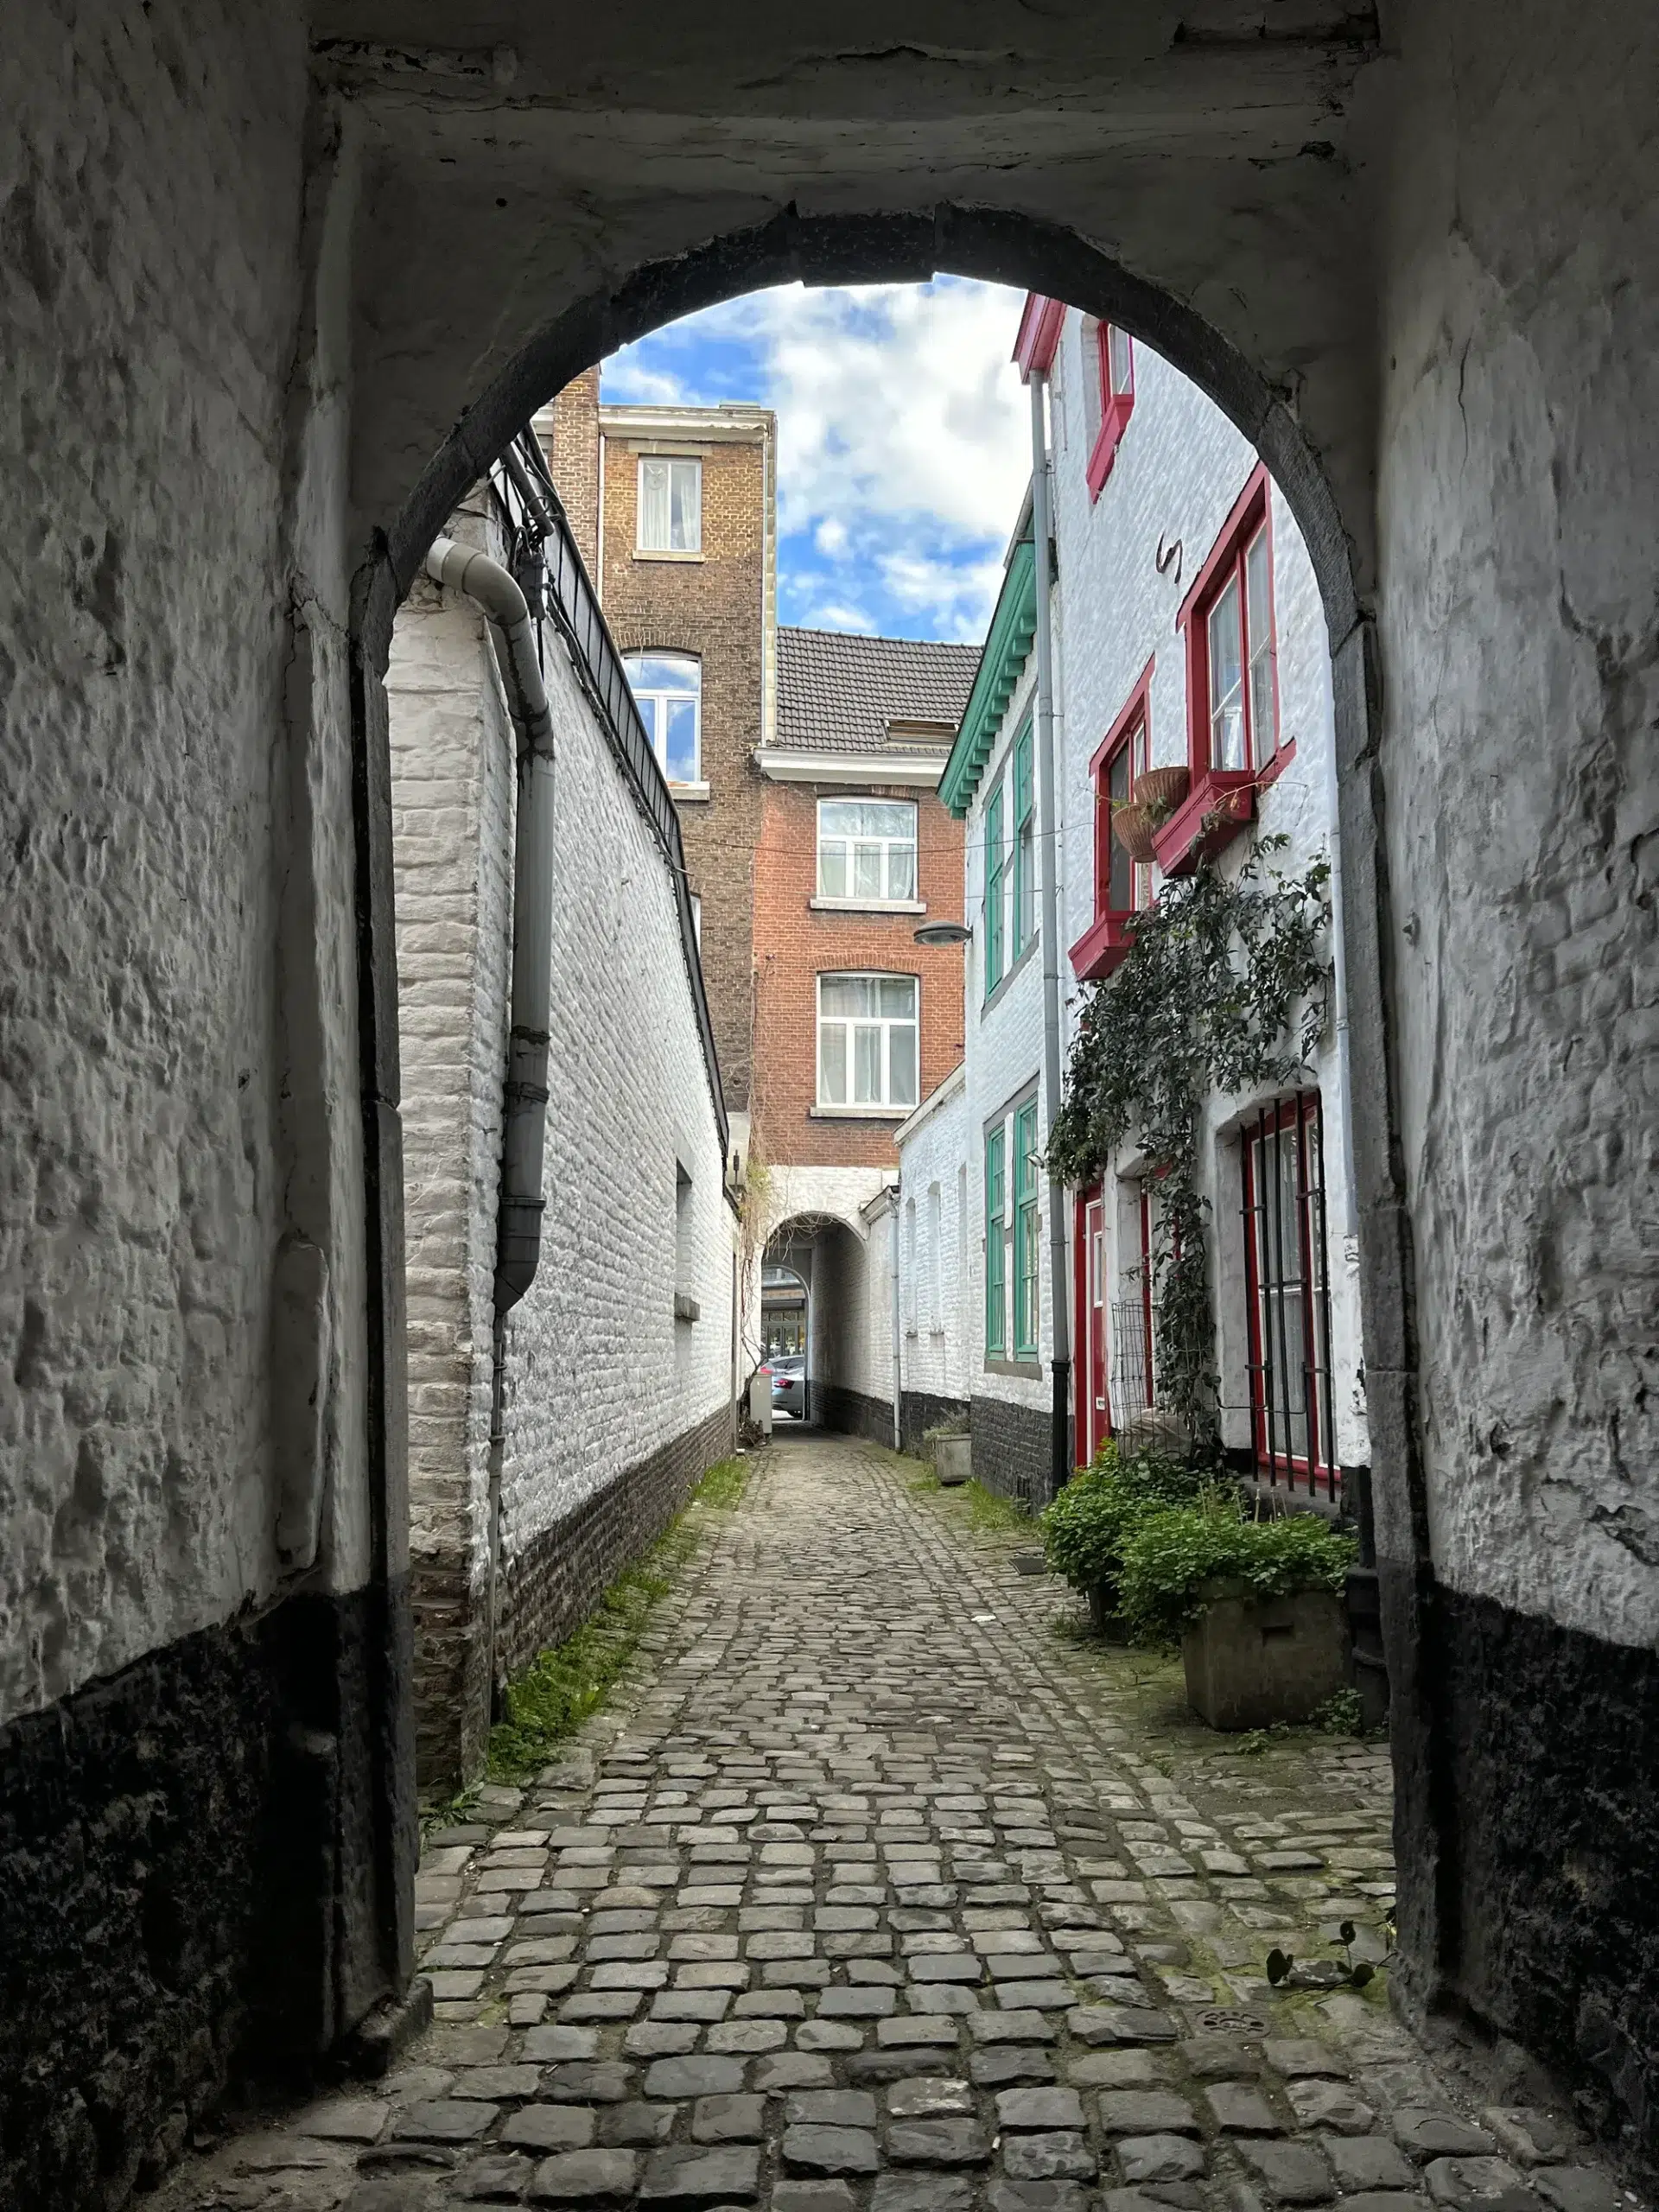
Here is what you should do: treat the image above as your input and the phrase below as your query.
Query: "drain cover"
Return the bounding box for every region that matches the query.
[1013,1550,1048,1575]
[1196,2006,1268,2033]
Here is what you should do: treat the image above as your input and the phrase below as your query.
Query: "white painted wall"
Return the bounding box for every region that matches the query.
[389,505,735,1624]
[895,1065,971,1408]
[1045,319,1367,1473]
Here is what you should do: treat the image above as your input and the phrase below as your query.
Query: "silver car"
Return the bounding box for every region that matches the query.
[769,1356,805,1418]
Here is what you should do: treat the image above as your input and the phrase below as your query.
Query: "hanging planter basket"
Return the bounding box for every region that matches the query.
[1133,766,1190,823]
[1112,801,1157,861]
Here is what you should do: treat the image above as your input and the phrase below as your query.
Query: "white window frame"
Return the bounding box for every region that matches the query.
[623,651,702,784]
[816,798,918,905]
[637,455,702,553]
[816,972,919,1110]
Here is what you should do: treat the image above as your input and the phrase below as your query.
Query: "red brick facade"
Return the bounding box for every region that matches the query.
[752,779,965,1171]
[536,392,774,1116]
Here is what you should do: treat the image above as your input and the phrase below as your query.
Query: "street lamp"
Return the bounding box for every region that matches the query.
[912,920,971,947]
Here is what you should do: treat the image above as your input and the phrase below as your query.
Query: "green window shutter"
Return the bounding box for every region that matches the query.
[1013,1099,1039,1357]
[984,1125,1007,1355]
[983,783,1005,995]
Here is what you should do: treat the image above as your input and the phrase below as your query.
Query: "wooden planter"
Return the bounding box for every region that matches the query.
[1181,1585,1349,1729]
[1132,766,1190,822]
[1112,801,1156,861]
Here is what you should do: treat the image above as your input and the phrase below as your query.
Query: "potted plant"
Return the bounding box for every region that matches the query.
[1117,1492,1357,1728]
[1132,766,1189,821]
[1040,1442,1205,1635]
[1111,800,1156,861]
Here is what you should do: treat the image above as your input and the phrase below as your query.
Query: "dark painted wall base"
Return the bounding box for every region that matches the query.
[816,1383,896,1448]
[899,1389,970,1458]
[970,1394,1047,1510]
[493,1401,735,1694]
[0,1579,412,2212]
[1401,1579,1659,2164]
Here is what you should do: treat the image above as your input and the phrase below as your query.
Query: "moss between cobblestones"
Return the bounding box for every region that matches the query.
[485,1452,750,1784]
[427,1454,751,1810]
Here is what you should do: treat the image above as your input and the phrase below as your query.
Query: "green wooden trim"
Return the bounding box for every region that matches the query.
[940,538,1037,818]
[1013,1097,1040,1356]
[984,1125,1007,1354]
[983,780,1007,996]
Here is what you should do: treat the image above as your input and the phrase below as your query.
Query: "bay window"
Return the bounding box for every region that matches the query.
[817,974,918,1110]
[817,799,918,903]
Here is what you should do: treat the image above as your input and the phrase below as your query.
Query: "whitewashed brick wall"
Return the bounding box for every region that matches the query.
[390,513,734,1664]
[896,1067,970,1406]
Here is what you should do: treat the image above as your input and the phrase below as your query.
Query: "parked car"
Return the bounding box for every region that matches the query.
[769,1356,805,1418]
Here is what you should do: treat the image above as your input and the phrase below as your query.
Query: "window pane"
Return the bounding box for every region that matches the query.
[1208,575,1246,771]
[639,459,670,548]
[820,975,876,1017]
[854,1024,881,1103]
[627,651,699,692]
[819,843,848,898]
[887,843,916,900]
[879,976,917,1018]
[664,698,698,782]
[889,1021,917,1106]
[819,1022,847,1103]
[819,801,861,838]
[1109,324,1133,395]
[1106,743,1133,912]
[870,802,915,838]
[670,459,701,550]
[853,842,883,899]
[1246,528,1275,764]
[633,693,660,750]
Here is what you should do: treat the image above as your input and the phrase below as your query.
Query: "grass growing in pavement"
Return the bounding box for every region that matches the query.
[424,1454,751,1811]
[963,1478,1033,1535]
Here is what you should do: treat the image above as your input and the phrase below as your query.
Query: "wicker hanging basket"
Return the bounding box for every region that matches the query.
[1112,801,1157,861]
[1133,766,1190,823]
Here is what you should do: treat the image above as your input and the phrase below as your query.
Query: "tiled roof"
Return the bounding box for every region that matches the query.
[774,626,982,755]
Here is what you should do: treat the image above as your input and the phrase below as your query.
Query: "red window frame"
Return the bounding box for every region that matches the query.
[1069,659,1154,980]
[1154,463,1285,872]
[1240,1091,1338,1499]
[1085,323,1135,499]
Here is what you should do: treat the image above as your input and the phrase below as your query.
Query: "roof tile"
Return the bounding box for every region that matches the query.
[774,627,980,756]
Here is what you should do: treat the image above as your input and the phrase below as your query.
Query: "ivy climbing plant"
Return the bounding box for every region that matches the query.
[1047,836,1332,1446]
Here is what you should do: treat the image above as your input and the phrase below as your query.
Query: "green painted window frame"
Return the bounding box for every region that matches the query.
[984,1124,1007,1355]
[983,780,1006,997]
[1013,1098,1040,1357]
[1011,721,1036,957]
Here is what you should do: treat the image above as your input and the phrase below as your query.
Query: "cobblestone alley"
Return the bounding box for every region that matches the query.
[157,1439,1628,2212]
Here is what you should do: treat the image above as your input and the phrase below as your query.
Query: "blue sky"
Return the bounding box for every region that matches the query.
[603,278,1031,644]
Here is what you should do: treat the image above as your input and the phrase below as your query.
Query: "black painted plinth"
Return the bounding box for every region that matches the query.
[0,1579,411,2211]
[970,1394,1048,1510]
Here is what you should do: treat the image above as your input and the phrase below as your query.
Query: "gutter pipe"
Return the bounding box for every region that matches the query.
[425,531,556,1713]
[1028,372,1072,1503]
[424,534,556,1319]
[890,1190,904,1452]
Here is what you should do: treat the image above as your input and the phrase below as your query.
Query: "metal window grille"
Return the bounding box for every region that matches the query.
[1110,1298,1152,1421]
[1240,1091,1338,1500]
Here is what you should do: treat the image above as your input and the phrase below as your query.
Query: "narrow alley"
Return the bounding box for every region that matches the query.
[156,1438,1611,2212]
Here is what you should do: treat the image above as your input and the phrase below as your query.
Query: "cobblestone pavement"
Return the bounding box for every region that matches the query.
[159,1436,1631,2212]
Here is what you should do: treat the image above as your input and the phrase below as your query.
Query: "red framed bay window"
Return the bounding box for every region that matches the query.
[1155,462,1287,874]
[1240,1091,1338,1498]
[1085,323,1135,499]
[1068,659,1154,982]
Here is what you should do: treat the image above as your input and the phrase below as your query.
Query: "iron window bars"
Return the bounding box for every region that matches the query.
[1240,1090,1338,1498]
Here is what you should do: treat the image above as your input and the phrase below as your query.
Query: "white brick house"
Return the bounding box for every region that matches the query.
[389,460,736,1786]
[920,301,1367,1511]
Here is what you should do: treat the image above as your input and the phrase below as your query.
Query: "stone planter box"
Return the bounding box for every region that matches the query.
[1181,1586,1348,1730]
[933,1434,972,1486]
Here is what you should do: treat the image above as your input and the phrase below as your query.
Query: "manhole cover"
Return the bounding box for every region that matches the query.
[1196,2006,1268,2033]
[1013,1550,1048,1575]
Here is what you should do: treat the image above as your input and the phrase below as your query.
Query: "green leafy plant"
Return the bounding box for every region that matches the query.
[1116,1493,1356,1645]
[1046,842,1330,1442]
[1309,1686,1365,1736]
[1040,1442,1205,1614]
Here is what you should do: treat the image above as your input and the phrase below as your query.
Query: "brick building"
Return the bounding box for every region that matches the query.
[535,380,776,1120]
[755,627,977,1436]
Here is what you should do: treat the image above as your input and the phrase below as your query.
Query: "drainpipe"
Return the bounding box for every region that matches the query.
[1028,372,1071,1503]
[424,531,556,1706]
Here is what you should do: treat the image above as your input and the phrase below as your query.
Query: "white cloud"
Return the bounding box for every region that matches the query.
[804,601,880,634]
[602,276,1030,640]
